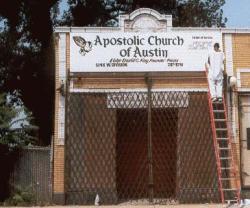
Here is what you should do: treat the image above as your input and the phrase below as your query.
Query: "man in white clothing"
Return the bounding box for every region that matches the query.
[206,43,225,102]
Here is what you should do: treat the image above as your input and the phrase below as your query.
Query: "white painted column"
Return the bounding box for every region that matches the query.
[224,34,236,142]
[58,33,66,145]
[224,34,234,76]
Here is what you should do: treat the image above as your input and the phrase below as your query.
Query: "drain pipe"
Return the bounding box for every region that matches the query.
[145,74,154,203]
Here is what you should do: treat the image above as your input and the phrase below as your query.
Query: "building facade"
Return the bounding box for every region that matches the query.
[53,8,250,205]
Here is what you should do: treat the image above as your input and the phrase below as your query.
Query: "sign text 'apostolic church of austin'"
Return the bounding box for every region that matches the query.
[70,31,222,72]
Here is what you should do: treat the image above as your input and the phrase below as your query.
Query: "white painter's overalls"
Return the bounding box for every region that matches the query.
[207,51,225,99]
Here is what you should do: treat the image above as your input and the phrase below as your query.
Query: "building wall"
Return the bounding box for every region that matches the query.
[233,34,250,75]
[53,9,250,204]
[71,72,207,90]
[233,34,250,90]
[53,32,68,204]
[231,34,250,188]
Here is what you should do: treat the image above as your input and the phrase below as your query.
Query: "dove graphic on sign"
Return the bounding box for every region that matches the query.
[73,36,92,56]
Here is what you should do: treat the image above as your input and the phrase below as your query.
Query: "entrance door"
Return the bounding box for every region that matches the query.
[116,109,148,200]
[240,95,250,187]
[152,109,177,198]
[116,108,178,202]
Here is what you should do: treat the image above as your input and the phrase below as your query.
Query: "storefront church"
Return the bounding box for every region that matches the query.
[52,8,250,205]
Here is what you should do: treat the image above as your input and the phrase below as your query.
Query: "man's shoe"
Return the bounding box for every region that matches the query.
[212,97,217,102]
[218,98,223,102]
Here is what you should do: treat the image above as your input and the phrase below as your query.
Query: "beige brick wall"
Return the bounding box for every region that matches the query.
[53,33,63,194]
[232,34,250,187]
[241,72,250,87]
[66,33,70,71]
[232,34,250,72]
[53,33,70,195]
[53,146,65,192]
[54,35,59,145]
[232,34,250,88]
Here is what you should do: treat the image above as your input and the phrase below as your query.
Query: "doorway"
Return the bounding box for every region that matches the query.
[116,108,178,202]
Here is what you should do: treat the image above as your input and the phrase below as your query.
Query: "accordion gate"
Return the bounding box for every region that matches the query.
[65,91,221,204]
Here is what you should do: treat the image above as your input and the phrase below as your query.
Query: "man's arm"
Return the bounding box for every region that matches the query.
[205,56,210,71]
[222,52,226,75]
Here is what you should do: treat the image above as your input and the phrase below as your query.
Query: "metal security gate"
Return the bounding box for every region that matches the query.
[65,91,221,205]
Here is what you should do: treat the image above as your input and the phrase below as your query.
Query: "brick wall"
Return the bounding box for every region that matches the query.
[232,34,250,188]
[232,34,250,73]
[53,32,69,204]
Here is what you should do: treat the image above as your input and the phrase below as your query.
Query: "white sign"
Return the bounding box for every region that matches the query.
[70,31,222,72]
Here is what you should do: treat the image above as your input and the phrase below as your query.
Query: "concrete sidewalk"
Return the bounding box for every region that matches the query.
[44,206,234,208]
[4,205,247,208]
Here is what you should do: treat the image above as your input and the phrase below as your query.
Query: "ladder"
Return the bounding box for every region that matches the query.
[207,91,241,204]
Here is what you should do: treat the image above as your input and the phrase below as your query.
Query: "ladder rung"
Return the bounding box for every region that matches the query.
[219,147,230,150]
[221,178,235,180]
[217,137,228,140]
[222,188,237,191]
[221,167,233,170]
[216,128,227,131]
[213,110,225,113]
[214,119,226,122]
[220,157,232,160]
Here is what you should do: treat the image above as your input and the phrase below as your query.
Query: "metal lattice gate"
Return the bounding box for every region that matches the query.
[65,91,221,205]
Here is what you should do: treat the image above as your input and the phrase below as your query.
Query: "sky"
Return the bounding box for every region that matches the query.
[223,0,250,28]
[59,0,250,28]
[0,0,249,29]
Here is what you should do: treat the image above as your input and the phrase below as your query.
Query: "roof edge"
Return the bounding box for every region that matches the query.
[54,26,250,34]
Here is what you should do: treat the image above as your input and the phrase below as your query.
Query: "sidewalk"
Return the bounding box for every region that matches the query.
[4,205,247,208]
[45,206,231,208]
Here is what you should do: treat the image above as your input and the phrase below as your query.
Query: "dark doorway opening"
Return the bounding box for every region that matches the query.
[116,108,178,202]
